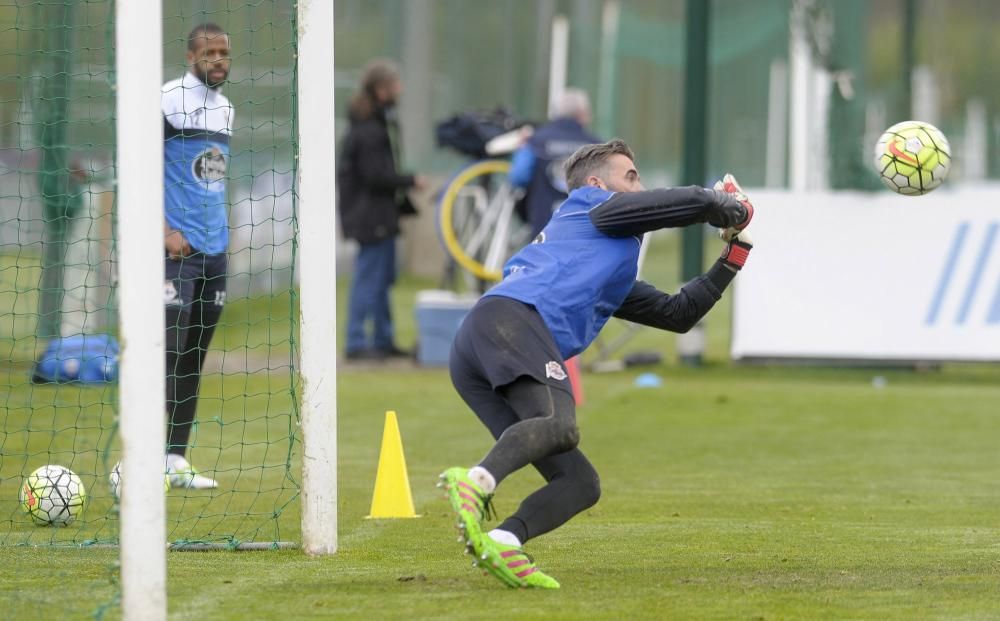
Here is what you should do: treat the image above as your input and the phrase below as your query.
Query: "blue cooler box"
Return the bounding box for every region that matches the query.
[415,290,479,366]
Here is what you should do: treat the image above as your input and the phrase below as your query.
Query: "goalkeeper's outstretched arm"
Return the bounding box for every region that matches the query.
[613,271,728,333]
[588,186,750,237]
[612,231,753,332]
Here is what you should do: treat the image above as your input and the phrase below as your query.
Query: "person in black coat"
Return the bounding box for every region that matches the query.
[337,59,425,360]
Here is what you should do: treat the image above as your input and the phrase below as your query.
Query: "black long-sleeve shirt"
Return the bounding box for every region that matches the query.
[587,185,743,332]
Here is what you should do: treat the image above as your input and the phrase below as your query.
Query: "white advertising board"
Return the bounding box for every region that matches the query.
[731,186,1000,362]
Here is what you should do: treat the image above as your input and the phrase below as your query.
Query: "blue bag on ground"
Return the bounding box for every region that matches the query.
[32,334,120,384]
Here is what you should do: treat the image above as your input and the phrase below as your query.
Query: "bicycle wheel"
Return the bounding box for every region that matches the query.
[437,159,531,282]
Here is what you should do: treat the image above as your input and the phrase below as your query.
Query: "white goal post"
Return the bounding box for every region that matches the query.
[116,0,167,619]
[115,2,337,619]
[297,0,339,555]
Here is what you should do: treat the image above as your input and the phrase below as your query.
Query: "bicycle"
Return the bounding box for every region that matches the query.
[437,160,532,284]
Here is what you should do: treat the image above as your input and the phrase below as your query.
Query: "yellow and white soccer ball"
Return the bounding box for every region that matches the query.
[19,465,87,526]
[873,120,951,196]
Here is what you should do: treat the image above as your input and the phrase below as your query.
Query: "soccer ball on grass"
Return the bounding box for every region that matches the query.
[873,120,951,196]
[19,465,87,526]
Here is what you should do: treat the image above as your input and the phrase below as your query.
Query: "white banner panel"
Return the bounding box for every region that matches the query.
[732,186,1000,362]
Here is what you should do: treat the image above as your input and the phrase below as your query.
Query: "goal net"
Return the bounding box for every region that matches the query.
[1,1,300,550]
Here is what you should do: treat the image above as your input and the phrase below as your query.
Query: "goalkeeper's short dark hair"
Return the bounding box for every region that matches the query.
[564,139,636,191]
[187,23,227,51]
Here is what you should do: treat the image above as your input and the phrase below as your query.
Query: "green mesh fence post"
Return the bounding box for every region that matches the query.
[35,0,78,340]
[827,0,879,190]
[568,0,602,100]
[679,0,710,366]
[901,0,917,117]
[595,0,619,139]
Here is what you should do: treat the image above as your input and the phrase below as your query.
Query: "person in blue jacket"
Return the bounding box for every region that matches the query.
[508,88,601,238]
[440,139,755,589]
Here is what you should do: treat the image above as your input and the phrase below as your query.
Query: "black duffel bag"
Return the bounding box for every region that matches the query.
[435,107,528,158]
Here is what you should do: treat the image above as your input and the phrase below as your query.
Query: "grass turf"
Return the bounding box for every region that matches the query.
[3,365,1000,619]
[3,233,1000,619]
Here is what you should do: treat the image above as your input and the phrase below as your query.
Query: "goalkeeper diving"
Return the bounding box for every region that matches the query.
[439,138,754,589]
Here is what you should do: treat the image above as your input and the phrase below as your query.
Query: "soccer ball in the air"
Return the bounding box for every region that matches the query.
[19,465,87,526]
[109,461,170,500]
[873,120,951,195]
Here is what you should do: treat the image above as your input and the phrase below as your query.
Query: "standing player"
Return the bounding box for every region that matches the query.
[160,23,234,489]
[440,139,754,588]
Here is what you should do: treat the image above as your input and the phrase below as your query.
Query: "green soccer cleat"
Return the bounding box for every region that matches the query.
[438,467,493,549]
[475,536,560,589]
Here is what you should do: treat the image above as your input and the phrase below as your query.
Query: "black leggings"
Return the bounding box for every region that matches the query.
[454,374,602,544]
[165,289,223,456]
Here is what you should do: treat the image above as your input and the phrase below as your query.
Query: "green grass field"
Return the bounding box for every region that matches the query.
[3,234,1000,619]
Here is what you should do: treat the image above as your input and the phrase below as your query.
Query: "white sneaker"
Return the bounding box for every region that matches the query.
[165,455,218,489]
[109,460,171,499]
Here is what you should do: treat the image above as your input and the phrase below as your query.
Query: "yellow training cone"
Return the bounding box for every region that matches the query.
[366,410,419,518]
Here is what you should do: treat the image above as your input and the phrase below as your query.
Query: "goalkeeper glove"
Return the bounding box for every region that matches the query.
[712,173,754,241]
[719,229,753,271]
